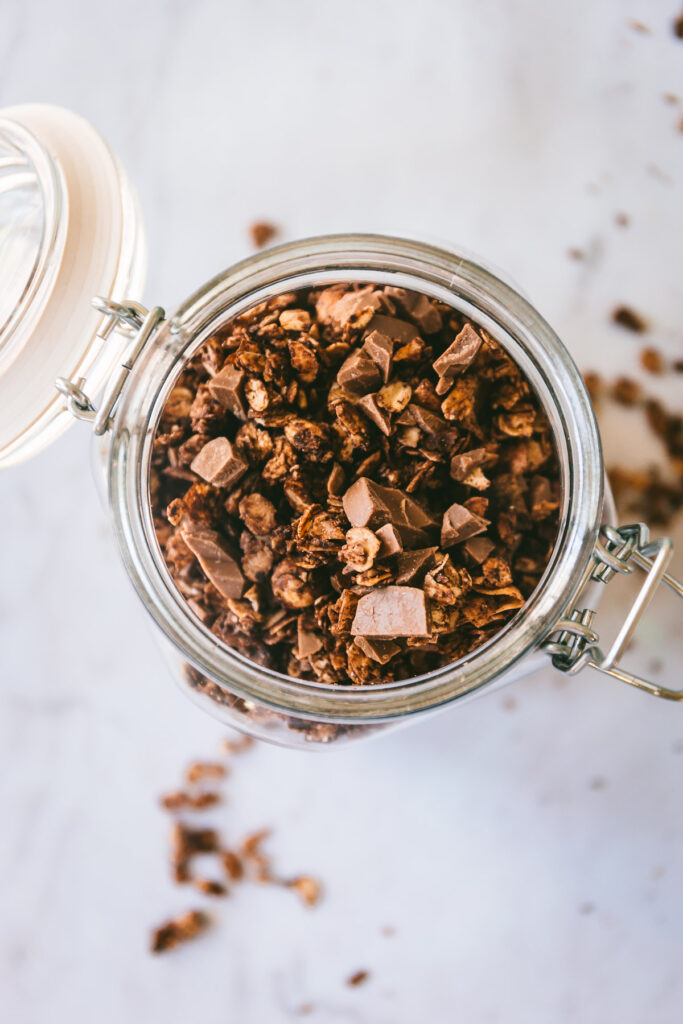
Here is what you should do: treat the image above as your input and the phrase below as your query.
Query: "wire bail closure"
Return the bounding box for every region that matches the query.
[55,297,165,435]
[543,523,683,701]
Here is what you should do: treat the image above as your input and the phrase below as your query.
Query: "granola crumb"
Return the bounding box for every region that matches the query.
[192,878,228,897]
[185,761,228,784]
[150,910,210,953]
[640,347,664,374]
[628,19,650,33]
[674,12,683,38]
[286,875,323,907]
[567,247,585,260]
[380,925,396,937]
[221,734,255,755]
[160,790,221,811]
[612,305,648,333]
[249,221,278,249]
[615,212,630,228]
[347,970,370,987]
[578,902,595,916]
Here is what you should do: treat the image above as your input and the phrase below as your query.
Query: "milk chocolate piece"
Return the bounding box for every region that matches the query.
[351,586,430,638]
[450,447,488,482]
[181,521,245,600]
[433,324,483,390]
[375,523,403,557]
[353,636,400,664]
[297,618,323,659]
[461,536,496,564]
[208,363,248,420]
[336,350,382,394]
[357,393,392,435]
[394,547,438,585]
[408,404,446,435]
[191,437,248,488]
[441,503,489,547]
[366,314,420,346]
[362,330,394,382]
[342,477,435,546]
[385,286,443,334]
[343,477,392,530]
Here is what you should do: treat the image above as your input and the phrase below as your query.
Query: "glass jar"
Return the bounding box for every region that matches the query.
[2,104,681,750]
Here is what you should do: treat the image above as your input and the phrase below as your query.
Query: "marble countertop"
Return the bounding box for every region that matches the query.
[1,1,682,1021]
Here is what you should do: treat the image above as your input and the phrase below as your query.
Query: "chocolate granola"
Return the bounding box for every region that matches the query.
[151,284,560,684]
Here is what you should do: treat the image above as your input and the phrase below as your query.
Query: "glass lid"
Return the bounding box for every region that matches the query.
[0,104,146,469]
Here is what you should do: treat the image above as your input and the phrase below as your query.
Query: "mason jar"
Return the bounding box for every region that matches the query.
[2,104,681,750]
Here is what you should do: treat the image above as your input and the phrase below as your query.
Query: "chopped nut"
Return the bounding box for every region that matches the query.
[340,527,381,572]
[377,380,412,414]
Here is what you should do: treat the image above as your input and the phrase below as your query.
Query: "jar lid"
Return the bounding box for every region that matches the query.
[0,104,146,468]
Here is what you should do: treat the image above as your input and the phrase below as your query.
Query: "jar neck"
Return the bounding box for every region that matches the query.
[109,234,604,722]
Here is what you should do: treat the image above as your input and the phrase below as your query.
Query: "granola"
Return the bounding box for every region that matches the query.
[151,284,561,683]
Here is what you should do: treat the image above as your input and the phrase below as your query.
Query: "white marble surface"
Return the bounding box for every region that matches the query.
[1,1,683,1021]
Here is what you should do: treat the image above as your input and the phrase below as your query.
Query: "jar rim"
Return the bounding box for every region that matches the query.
[110,233,604,721]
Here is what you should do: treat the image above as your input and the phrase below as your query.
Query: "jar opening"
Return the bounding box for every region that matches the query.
[110,235,604,722]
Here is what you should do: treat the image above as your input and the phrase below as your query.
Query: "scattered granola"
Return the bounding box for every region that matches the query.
[583,370,683,526]
[151,284,561,683]
[611,305,648,333]
[249,221,278,249]
[151,910,210,954]
[151,733,322,953]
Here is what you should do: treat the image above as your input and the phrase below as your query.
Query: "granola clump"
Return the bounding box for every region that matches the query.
[151,284,561,683]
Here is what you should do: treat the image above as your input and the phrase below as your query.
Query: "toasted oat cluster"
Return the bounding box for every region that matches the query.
[151,284,560,684]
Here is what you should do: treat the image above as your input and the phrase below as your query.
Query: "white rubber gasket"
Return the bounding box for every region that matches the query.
[0,104,145,468]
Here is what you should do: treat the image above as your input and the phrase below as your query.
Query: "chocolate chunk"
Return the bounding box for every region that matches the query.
[433,324,483,389]
[394,547,438,585]
[342,477,435,546]
[353,636,400,664]
[441,503,489,547]
[375,523,403,557]
[297,618,323,659]
[208,363,248,420]
[336,350,382,394]
[450,448,488,482]
[362,330,394,382]
[385,286,443,333]
[351,586,430,638]
[357,393,392,435]
[408,403,446,435]
[181,521,245,599]
[366,314,420,346]
[191,437,248,488]
[461,536,496,564]
[342,477,391,530]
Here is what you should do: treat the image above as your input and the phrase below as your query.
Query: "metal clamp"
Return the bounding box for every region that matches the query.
[543,523,683,701]
[56,297,165,435]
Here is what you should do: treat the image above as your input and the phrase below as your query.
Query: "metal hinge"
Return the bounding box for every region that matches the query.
[542,524,683,701]
[56,298,165,435]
